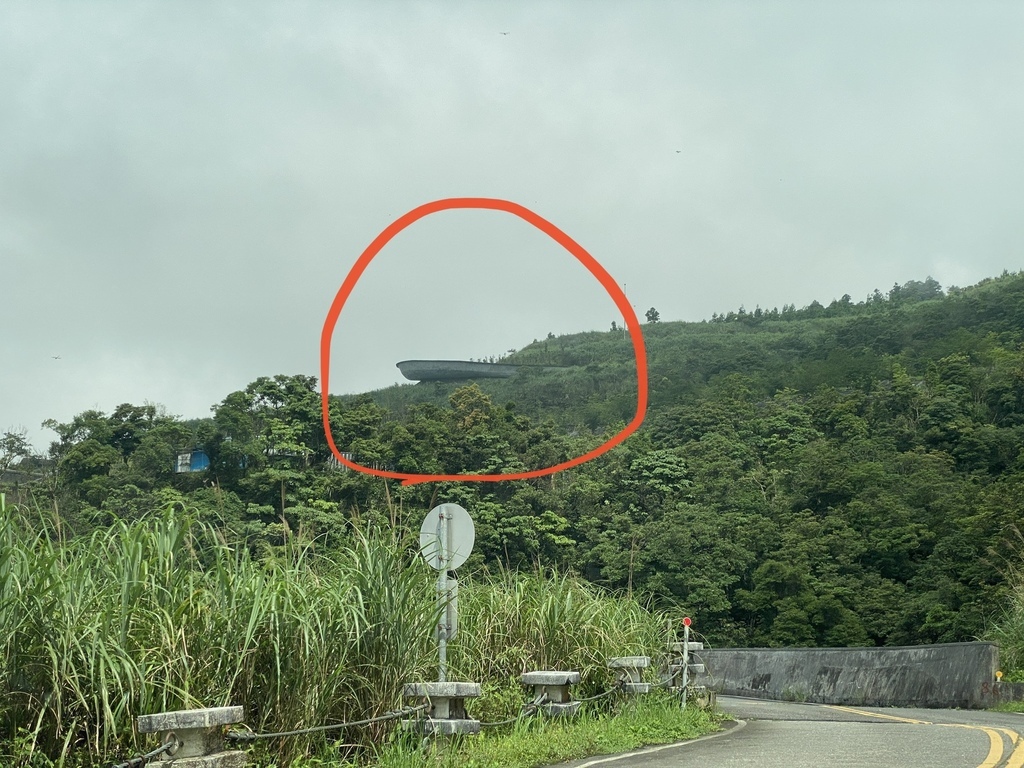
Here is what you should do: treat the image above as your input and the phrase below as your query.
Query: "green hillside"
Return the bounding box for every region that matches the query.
[7,272,1024,651]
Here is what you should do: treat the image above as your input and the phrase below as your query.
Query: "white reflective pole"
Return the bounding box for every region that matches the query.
[682,622,690,707]
[437,509,448,682]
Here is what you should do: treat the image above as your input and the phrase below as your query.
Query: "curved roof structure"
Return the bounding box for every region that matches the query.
[396,359,519,382]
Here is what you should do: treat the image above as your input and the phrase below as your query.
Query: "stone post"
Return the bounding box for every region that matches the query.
[608,656,651,694]
[135,706,246,768]
[403,682,481,735]
[520,670,582,716]
[667,640,706,688]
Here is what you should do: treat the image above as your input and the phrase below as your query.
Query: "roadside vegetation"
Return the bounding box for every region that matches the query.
[988,530,1024,681]
[368,694,722,768]
[0,500,700,766]
[7,270,1024,759]
[7,272,1024,650]
[990,701,1024,713]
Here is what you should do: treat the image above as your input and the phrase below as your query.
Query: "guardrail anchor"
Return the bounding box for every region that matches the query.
[135,706,246,767]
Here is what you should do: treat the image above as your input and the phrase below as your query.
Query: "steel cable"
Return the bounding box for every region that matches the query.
[109,682,623,758]
[107,740,175,768]
[575,685,621,704]
[479,693,548,728]
[225,702,429,742]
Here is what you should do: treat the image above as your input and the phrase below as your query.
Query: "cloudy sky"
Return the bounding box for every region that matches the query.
[3,1,1023,451]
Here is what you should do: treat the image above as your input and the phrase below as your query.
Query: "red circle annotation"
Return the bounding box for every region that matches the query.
[320,197,648,486]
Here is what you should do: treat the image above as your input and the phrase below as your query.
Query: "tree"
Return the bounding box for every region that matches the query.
[645,307,660,324]
[0,428,31,475]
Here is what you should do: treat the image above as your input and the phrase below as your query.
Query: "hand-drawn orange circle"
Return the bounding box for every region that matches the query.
[321,197,648,486]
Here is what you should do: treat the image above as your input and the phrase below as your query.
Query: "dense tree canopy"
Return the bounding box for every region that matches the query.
[8,271,1024,649]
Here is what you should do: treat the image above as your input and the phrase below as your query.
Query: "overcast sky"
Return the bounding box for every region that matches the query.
[3,1,1023,451]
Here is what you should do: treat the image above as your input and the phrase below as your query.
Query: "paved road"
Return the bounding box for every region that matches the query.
[555,696,1024,768]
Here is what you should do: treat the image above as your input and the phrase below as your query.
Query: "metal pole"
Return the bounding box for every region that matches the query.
[681,622,690,707]
[437,509,448,683]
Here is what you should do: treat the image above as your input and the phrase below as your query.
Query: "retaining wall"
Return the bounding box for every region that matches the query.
[692,642,998,709]
[989,680,1024,706]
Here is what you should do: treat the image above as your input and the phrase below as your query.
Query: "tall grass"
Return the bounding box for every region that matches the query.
[0,502,672,766]
[990,611,1024,676]
[449,569,667,722]
[989,543,1024,677]
[0,505,437,765]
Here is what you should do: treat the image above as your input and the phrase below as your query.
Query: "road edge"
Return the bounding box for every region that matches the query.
[552,717,748,768]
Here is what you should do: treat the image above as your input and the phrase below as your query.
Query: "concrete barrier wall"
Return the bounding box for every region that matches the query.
[693,642,998,709]
[990,681,1024,706]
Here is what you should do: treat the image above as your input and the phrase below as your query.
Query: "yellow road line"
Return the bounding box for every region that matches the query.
[823,705,931,725]
[934,724,1004,768]
[1000,727,1021,745]
[1006,731,1024,768]
[974,727,1003,768]
[823,705,1014,768]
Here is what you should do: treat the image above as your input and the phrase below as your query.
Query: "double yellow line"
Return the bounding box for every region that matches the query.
[825,705,1024,768]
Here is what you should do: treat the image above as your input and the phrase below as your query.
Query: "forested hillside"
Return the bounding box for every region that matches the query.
[6,271,1024,650]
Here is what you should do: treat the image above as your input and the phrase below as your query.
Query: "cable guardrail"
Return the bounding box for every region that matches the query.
[575,683,623,704]
[101,664,666,764]
[478,681,625,728]
[103,704,429,767]
[108,740,175,768]
[479,692,549,728]
[224,702,429,742]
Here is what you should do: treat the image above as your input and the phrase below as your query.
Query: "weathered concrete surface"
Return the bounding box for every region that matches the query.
[137,706,245,761]
[541,701,581,717]
[521,671,581,686]
[668,641,704,653]
[417,718,481,736]
[693,642,998,709]
[986,680,1024,706]
[609,656,651,694]
[137,707,244,733]
[403,682,481,699]
[608,656,651,669]
[150,753,246,768]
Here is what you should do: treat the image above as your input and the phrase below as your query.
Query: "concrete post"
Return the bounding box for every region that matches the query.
[135,706,246,768]
[403,682,481,735]
[521,670,582,716]
[667,641,705,686]
[608,656,651,694]
[666,639,713,707]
